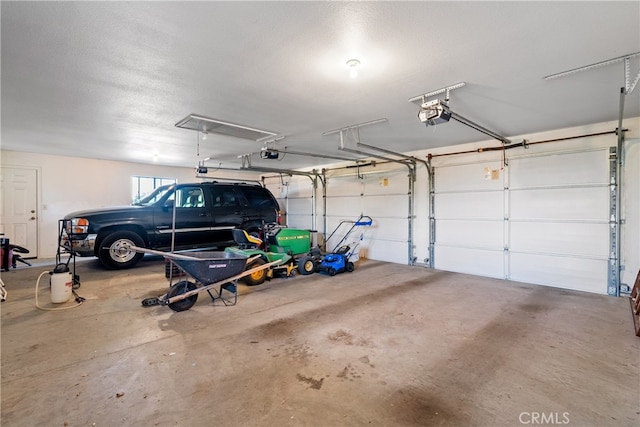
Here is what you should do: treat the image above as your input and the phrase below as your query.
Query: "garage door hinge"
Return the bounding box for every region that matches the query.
[503,246,509,252]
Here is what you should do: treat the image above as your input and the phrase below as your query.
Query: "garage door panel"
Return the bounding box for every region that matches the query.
[263,177,316,230]
[510,151,608,188]
[366,217,404,241]
[326,217,384,262]
[287,178,314,198]
[362,194,407,218]
[362,171,409,195]
[286,212,314,230]
[510,222,608,258]
[436,162,503,192]
[326,196,361,217]
[327,178,362,196]
[435,246,504,278]
[325,216,371,241]
[367,240,407,264]
[325,217,386,239]
[436,220,503,248]
[433,147,611,294]
[287,217,314,230]
[435,191,503,219]
[264,182,285,199]
[510,187,609,220]
[509,253,607,294]
[287,198,313,215]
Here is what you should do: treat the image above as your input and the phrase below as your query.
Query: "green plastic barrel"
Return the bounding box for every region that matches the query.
[270,228,311,256]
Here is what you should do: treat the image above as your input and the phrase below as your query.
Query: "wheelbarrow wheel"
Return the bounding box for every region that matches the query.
[166,280,198,312]
[242,258,267,286]
[297,255,316,275]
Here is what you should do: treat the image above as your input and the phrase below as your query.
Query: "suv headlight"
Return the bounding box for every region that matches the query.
[66,218,90,234]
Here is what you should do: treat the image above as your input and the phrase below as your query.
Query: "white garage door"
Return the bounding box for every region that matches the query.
[267,175,317,231]
[265,168,411,264]
[326,168,410,264]
[433,148,611,294]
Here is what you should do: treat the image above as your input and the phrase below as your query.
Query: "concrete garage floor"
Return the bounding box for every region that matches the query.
[1,256,638,426]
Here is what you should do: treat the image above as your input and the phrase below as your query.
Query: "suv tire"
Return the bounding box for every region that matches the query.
[98,230,145,269]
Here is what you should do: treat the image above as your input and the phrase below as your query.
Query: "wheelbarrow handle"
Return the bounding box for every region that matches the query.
[164,258,282,304]
[128,245,214,261]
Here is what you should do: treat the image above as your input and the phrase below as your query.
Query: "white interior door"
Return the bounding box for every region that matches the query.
[0,167,38,255]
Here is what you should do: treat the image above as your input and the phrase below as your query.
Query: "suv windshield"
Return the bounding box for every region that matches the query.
[133,185,174,206]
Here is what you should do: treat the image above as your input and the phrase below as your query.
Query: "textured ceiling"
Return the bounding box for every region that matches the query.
[2,1,639,171]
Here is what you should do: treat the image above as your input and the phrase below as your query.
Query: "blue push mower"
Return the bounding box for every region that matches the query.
[316,215,373,276]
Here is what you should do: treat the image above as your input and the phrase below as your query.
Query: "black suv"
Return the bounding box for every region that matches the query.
[63,182,281,269]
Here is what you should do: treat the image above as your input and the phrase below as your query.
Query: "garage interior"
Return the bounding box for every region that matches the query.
[1,2,640,426]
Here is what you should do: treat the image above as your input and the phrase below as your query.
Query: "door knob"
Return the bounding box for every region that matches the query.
[30,210,36,214]
[30,217,36,220]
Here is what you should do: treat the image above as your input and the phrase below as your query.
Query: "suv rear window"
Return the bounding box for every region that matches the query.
[242,186,277,208]
[211,186,240,207]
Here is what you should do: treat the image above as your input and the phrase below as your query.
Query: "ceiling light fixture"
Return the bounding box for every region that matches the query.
[346,59,360,78]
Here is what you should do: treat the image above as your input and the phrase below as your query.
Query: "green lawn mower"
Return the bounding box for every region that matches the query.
[225,225,316,286]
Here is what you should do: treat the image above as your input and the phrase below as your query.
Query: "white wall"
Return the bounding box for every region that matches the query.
[0,151,261,258]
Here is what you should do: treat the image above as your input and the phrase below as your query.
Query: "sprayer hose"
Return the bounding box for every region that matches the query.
[35,271,84,311]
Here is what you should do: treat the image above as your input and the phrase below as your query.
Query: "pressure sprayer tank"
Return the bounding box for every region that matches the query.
[50,267,72,303]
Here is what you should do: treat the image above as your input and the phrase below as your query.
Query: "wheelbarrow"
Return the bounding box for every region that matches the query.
[129,246,280,312]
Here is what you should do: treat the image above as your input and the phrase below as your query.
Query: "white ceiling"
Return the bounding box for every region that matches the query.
[2,1,639,171]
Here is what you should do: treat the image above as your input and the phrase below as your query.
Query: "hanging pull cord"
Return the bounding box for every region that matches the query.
[501,142,509,169]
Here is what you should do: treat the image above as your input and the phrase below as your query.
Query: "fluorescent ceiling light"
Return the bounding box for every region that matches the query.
[175,114,277,141]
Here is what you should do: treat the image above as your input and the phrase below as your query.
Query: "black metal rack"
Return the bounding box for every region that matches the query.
[57,220,81,289]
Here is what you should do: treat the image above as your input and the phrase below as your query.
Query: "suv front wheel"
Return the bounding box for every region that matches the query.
[98,231,145,269]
